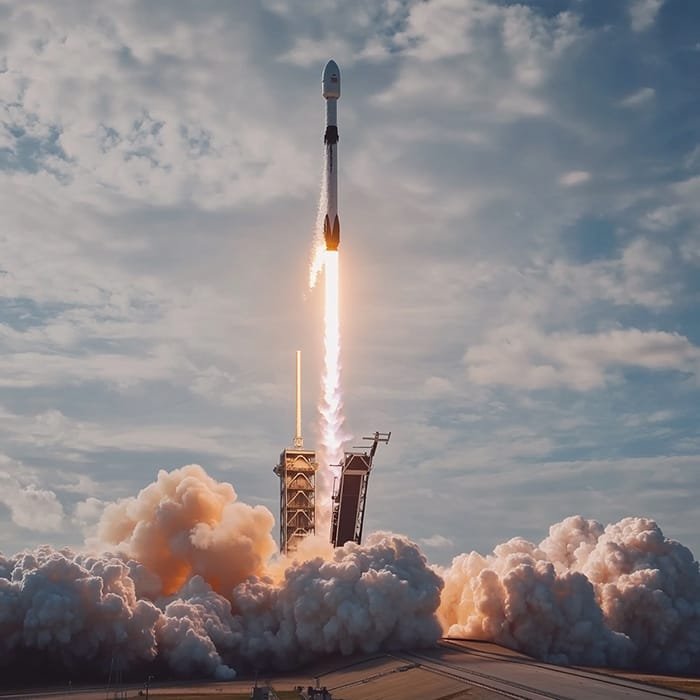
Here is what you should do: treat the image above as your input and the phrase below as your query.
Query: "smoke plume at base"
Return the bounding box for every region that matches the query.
[439,515,700,673]
[1,466,699,681]
[0,466,442,681]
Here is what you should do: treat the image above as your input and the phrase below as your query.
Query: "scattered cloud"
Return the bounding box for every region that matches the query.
[619,86,656,107]
[420,534,454,549]
[378,0,581,120]
[0,0,699,561]
[73,497,106,530]
[559,170,591,187]
[0,457,64,532]
[465,327,700,391]
[628,0,665,32]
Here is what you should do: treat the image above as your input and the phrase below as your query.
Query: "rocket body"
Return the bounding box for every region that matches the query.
[322,60,341,251]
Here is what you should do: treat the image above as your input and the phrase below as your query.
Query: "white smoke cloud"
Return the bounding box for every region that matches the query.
[0,466,443,681]
[440,515,700,673]
[1,467,699,681]
[93,464,277,597]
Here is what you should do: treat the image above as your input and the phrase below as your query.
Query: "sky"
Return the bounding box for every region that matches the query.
[1,0,699,565]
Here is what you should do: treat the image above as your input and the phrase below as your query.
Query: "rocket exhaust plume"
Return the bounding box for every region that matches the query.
[318,249,344,509]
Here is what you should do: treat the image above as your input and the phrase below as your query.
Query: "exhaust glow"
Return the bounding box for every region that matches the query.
[318,249,344,511]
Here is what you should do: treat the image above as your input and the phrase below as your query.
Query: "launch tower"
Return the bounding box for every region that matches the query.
[330,432,390,548]
[274,350,318,554]
[274,351,318,554]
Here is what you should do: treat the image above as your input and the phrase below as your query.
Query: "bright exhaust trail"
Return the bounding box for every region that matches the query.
[318,249,344,510]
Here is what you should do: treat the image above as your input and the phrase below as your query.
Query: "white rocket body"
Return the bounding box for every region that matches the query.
[322,60,340,251]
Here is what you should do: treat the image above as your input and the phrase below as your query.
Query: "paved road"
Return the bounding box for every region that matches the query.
[2,641,698,700]
[391,640,699,699]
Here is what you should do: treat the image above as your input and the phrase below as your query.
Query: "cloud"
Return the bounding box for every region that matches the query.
[548,237,675,309]
[619,87,655,108]
[0,458,64,532]
[73,497,106,529]
[0,0,699,564]
[278,38,354,68]
[0,3,316,210]
[464,326,700,391]
[420,534,454,548]
[558,170,591,187]
[681,236,700,266]
[0,406,240,461]
[628,0,665,32]
[378,0,581,120]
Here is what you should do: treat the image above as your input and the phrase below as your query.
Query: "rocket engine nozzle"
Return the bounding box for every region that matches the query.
[324,214,340,252]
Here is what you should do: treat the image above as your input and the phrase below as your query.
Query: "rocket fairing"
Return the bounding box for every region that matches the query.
[322,59,341,252]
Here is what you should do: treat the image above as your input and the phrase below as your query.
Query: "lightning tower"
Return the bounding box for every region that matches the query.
[274,351,318,554]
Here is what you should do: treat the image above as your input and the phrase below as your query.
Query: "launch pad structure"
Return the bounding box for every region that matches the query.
[330,432,390,548]
[273,352,390,553]
[274,351,318,555]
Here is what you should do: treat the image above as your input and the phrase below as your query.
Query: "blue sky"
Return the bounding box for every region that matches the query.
[0,0,698,564]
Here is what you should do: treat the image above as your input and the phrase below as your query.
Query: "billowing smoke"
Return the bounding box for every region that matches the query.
[2,468,699,682]
[93,465,276,596]
[0,465,442,681]
[439,515,700,673]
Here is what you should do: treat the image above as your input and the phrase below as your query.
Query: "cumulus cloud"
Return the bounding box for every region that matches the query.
[420,534,454,548]
[619,87,656,108]
[628,0,665,32]
[379,0,581,119]
[558,170,591,187]
[73,497,106,530]
[0,461,64,532]
[547,237,676,310]
[681,236,700,265]
[464,326,700,391]
[279,38,354,68]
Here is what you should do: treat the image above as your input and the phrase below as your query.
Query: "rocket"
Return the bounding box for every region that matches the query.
[322,59,341,252]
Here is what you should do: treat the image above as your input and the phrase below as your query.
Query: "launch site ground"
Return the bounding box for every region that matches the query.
[3,640,699,700]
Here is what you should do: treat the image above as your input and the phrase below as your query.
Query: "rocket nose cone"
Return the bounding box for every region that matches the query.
[322,59,341,99]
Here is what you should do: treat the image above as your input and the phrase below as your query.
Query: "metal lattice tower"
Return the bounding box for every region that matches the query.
[273,351,318,554]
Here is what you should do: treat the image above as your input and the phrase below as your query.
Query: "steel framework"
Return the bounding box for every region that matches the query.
[273,351,317,554]
[330,432,390,548]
